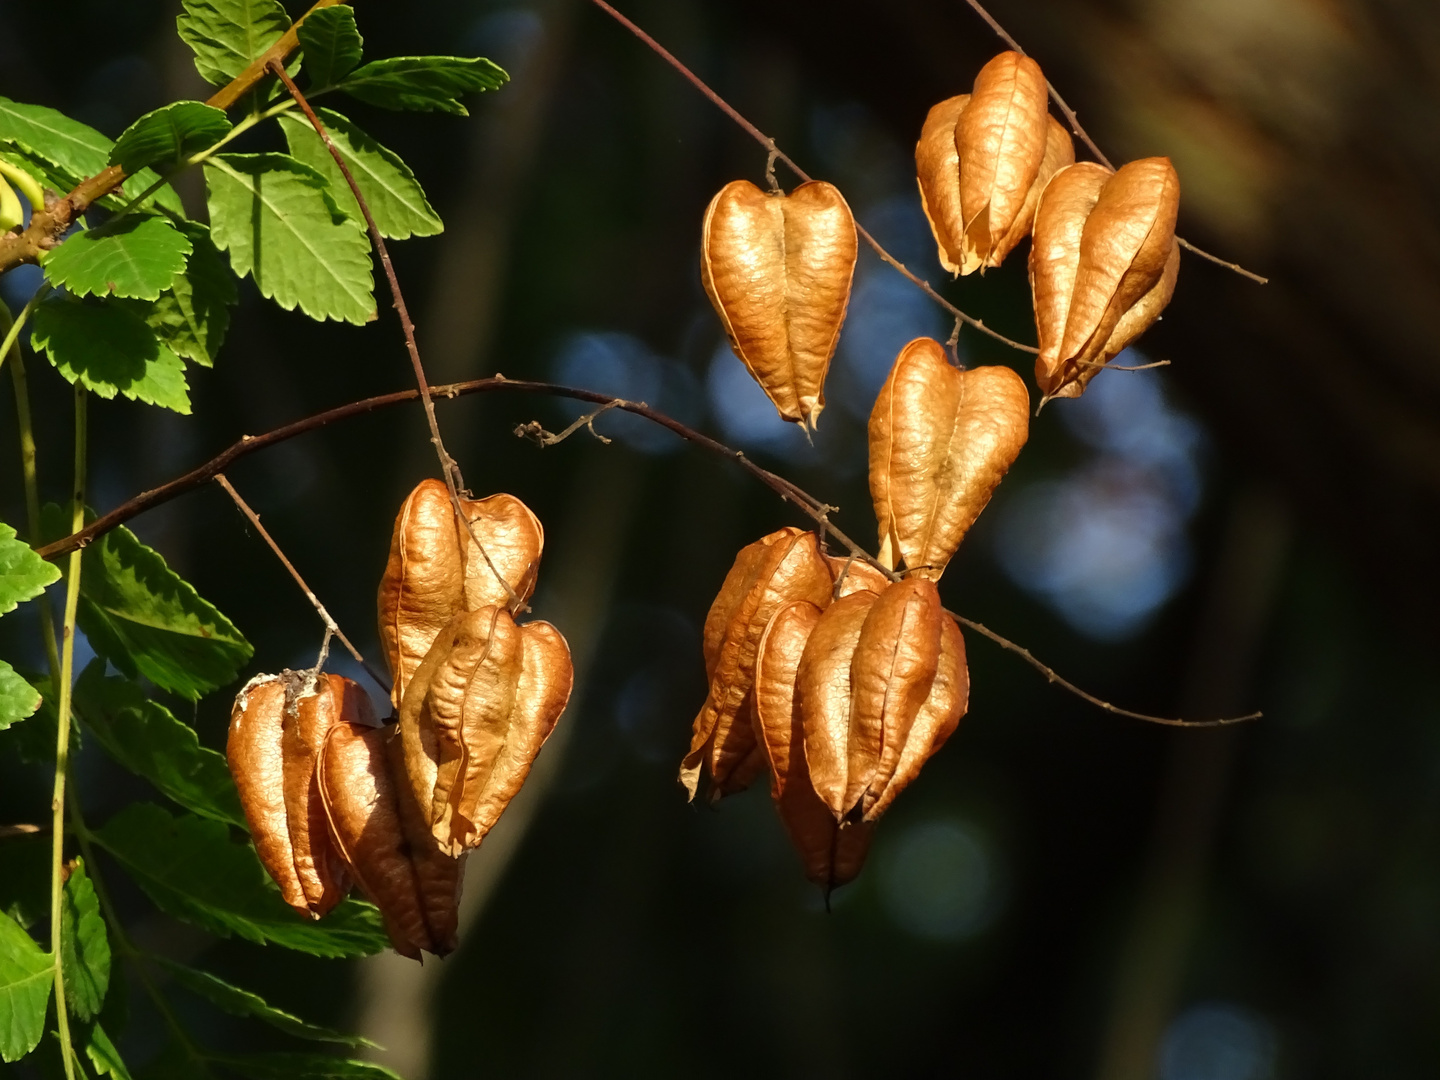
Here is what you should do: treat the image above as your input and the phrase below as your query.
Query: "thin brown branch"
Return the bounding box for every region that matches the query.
[515,399,622,446]
[958,0,1268,286]
[585,0,1038,356]
[214,474,390,693]
[953,615,1261,728]
[0,0,347,276]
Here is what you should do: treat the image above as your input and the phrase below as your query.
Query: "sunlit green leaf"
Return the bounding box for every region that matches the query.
[0,832,49,931]
[44,215,193,301]
[297,6,363,88]
[111,103,232,174]
[118,221,236,368]
[0,909,52,1063]
[338,56,507,116]
[213,1053,402,1080]
[0,674,68,766]
[277,108,441,240]
[60,859,110,1023]
[74,663,246,827]
[94,804,389,958]
[205,153,375,325]
[0,94,110,179]
[0,662,41,732]
[30,298,191,413]
[84,1022,133,1080]
[177,0,291,87]
[0,522,60,615]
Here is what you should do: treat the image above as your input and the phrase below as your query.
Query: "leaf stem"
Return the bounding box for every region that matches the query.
[49,383,86,1080]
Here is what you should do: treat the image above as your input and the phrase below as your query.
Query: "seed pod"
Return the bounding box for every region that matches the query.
[459,494,544,613]
[753,601,873,890]
[1031,158,1181,399]
[283,674,370,917]
[915,53,1073,276]
[318,722,462,960]
[701,180,858,431]
[825,554,893,599]
[228,673,308,916]
[869,338,1030,578]
[680,528,833,800]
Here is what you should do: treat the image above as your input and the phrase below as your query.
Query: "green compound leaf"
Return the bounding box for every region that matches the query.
[0,661,41,733]
[277,108,441,240]
[111,102,232,174]
[84,1022,133,1080]
[94,804,390,958]
[156,959,377,1048]
[213,1053,402,1080]
[0,522,60,615]
[178,0,291,87]
[297,6,363,88]
[60,859,111,1023]
[0,832,49,931]
[45,215,193,302]
[30,298,191,413]
[73,522,252,700]
[118,221,236,368]
[0,674,67,766]
[338,56,508,116]
[0,909,52,1063]
[205,153,375,325]
[74,662,246,828]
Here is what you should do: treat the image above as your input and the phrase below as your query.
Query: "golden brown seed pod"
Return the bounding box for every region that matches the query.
[753,601,873,890]
[228,673,308,916]
[701,179,858,431]
[825,554,893,599]
[283,674,370,917]
[458,493,544,613]
[869,339,1030,579]
[1031,158,1181,399]
[679,528,834,800]
[318,722,461,960]
[915,94,971,276]
[383,731,464,956]
[863,613,969,822]
[794,590,876,819]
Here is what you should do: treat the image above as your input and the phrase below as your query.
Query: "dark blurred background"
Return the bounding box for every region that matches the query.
[4,0,1440,1077]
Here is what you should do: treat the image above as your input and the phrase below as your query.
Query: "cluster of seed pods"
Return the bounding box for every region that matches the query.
[228,480,573,959]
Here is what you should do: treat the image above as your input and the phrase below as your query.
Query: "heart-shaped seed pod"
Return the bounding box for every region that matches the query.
[915,53,1074,276]
[798,581,943,821]
[228,673,308,916]
[753,601,873,890]
[318,722,461,960]
[869,339,1030,579]
[701,180,858,432]
[283,674,371,917]
[378,480,544,709]
[862,613,969,822]
[383,731,464,955]
[825,554,893,599]
[1031,158,1181,400]
[680,528,834,800]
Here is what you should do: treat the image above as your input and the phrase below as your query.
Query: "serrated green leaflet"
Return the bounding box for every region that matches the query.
[278,109,441,240]
[60,859,110,1023]
[178,0,291,86]
[74,662,246,827]
[338,56,508,116]
[0,673,66,766]
[156,958,377,1048]
[0,832,49,931]
[0,909,52,1063]
[45,215,193,302]
[0,523,60,614]
[0,146,76,201]
[70,522,251,700]
[206,153,375,325]
[118,221,236,368]
[111,102,232,174]
[213,1053,403,1080]
[0,661,41,733]
[30,298,191,413]
[94,804,390,958]
[84,1023,133,1080]
[297,6,363,88]
[0,94,111,178]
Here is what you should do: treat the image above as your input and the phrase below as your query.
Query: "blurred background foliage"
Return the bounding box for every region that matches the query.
[3,0,1439,1077]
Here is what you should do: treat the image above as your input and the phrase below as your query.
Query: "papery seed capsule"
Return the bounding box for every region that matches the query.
[318,721,462,960]
[679,528,833,800]
[869,339,1030,579]
[825,554,893,599]
[916,94,972,276]
[384,731,464,955]
[458,493,544,613]
[701,180,858,431]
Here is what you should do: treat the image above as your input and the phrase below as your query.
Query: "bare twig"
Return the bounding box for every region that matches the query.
[515,399,623,446]
[958,0,1268,286]
[214,473,390,693]
[1076,357,1172,373]
[585,0,1039,356]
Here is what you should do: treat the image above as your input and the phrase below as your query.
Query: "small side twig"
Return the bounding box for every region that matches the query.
[214,473,389,693]
[515,399,624,446]
[958,0,1268,286]
[1075,356,1172,373]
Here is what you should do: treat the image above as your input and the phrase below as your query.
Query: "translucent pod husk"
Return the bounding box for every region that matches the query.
[793,591,876,819]
[383,729,465,956]
[869,338,1030,579]
[753,601,873,891]
[701,179,858,432]
[459,493,544,613]
[1031,158,1181,399]
[916,94,971,276]
[679,528,833,800]
[825,554,894,599]
[318,721,462,960]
